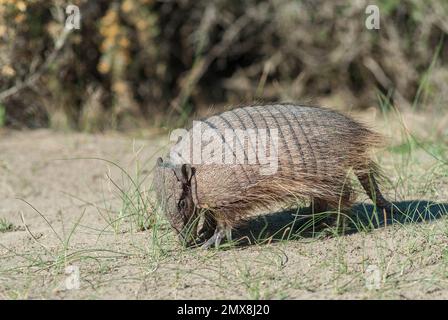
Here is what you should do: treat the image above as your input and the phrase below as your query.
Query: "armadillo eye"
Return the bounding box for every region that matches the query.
[178,198,187,210]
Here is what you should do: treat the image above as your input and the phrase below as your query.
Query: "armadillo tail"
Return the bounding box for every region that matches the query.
[356,162,393,211]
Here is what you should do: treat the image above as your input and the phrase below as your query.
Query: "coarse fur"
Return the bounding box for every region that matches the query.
[153,103,392,247]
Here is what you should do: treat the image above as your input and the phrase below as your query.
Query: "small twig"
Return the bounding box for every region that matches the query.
[0,28,71,102]
[170,11,251,113]
[363,56,411,109]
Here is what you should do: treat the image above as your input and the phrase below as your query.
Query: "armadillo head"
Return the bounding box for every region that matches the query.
[153,157,198,246]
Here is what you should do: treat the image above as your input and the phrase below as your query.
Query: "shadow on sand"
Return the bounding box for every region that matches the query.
[231,200,448,246]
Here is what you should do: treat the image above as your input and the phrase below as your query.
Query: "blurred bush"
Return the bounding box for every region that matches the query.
[0,0,447,130]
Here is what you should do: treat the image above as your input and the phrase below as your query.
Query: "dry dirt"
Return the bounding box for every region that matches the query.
[0,110,447,299]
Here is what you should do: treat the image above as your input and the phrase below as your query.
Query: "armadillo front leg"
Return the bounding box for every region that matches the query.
[201,222,231,249]
[197,211,217,242]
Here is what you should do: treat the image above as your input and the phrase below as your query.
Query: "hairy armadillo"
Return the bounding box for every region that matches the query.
[153,103,392,248]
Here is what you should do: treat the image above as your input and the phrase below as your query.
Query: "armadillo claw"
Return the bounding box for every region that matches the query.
[201,229,225,249]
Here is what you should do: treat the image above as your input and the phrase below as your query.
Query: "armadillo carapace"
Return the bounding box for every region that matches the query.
[153,103,392,248]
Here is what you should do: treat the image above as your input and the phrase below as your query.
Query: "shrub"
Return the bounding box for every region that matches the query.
[0,0,446,130]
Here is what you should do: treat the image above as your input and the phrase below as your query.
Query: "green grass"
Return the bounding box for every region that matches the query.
[412,36,444,111]
[0,104,5,128]
[0,218,13,233]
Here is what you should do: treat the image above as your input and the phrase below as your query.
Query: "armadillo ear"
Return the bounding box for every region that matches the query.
[156,157,163,166]
[181,164,195,184]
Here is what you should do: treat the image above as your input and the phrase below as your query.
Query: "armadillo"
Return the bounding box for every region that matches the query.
[153,103,392,248]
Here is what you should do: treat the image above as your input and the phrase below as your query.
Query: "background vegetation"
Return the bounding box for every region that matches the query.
[0,0,447,130]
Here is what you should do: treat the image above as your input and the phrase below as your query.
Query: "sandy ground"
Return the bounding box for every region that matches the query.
[0,110,447,299]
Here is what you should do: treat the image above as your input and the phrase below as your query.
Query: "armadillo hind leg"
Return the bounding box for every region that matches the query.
[317,192,352,235]
[356,171,393,211]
